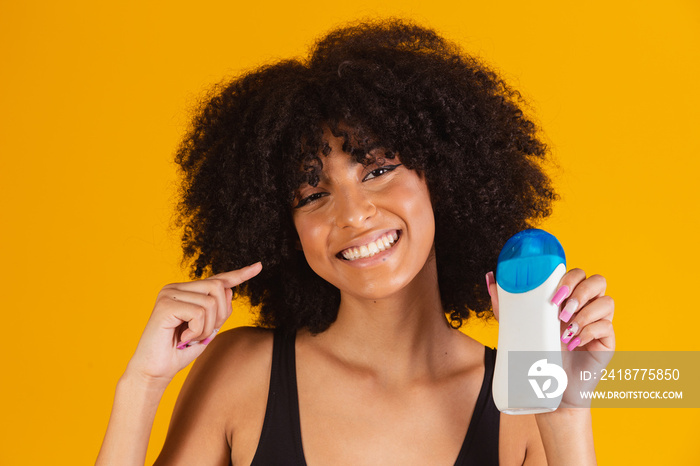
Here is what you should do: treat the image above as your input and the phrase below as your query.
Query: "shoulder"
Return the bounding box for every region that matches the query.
[206,325,274,368]
[184,326,274,388]
[186,326,274,412]
[159,326,274,463]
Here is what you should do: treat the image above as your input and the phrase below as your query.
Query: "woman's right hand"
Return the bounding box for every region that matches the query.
[124,262,263,385]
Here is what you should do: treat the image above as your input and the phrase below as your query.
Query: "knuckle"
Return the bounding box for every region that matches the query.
[600,295,614,308]
[206,276,223,286]
[591,274,607,288]
[154,293,171,307]
[600,319,614,336]
[204,295,217,310]
[190,310,206,331]
[562,268,586,289]
[204,280,223,295]
[589,320,613,339]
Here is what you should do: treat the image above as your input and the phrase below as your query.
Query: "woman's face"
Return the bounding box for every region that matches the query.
[292,133,436,301]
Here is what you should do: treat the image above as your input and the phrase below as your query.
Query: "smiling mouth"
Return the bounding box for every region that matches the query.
[338,230,401,261]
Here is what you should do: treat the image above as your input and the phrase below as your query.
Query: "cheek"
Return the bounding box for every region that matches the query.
[398,179,435,230]
[293,215,328,259]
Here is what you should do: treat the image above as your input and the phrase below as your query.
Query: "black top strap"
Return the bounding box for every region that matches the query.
[250,330,306,465]
[454,347,500,465]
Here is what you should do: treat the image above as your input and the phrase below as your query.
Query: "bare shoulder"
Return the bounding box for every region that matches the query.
[157,327,274,464]
[499,413,547,465]
[208,325,274,370]
[192,326,274,425]
[183,326,274,397]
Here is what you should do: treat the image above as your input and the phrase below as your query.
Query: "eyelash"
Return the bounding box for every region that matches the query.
[294,164,403,209]
[295,192,327,208]
[362,164,402,181]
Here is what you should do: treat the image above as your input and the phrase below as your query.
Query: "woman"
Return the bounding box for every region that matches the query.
[98,19,614,465]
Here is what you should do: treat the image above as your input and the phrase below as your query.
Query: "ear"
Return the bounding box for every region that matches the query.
[486,271,499,321]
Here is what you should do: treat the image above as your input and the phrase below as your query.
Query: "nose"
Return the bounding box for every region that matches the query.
[334,186,376,228]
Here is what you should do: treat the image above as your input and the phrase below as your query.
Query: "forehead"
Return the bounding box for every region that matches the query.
[291,123,394,189]
[314,143,363,182]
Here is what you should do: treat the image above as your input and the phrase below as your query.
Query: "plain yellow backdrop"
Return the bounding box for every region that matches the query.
[1,0,699,464]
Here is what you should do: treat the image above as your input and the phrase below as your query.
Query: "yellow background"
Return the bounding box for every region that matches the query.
[1,0,698,464]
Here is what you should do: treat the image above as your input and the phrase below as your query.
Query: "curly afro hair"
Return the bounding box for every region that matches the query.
[174,19,558,333]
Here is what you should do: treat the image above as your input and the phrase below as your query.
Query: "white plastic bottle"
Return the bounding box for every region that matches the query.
[492,229,567,414]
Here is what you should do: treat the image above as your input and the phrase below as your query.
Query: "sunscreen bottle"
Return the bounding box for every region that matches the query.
[492,229,566,414]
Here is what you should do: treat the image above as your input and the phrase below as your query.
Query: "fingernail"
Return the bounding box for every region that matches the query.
[176,340,191,350]
[567,337,581,351]
[559,298,578,323]
[485,272,494,297]
[202,328,220,346]
[561,322,579,344]
[551,285,570,306]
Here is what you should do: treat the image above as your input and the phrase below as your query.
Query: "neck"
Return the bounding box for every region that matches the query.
[313,252,458,382]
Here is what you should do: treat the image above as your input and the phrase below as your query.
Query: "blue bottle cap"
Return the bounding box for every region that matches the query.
[496,229,566,293]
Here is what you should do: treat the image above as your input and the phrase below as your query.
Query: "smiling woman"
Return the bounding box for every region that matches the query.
[97,18,615,466]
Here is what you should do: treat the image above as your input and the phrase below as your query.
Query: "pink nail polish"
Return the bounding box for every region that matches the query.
[561,322,579,344]
[485,272,494,297]
[559,298,578,323]
[567,337,581,351]
[176,340,191,350]
[201,337,212,345]
[551,285,570,306]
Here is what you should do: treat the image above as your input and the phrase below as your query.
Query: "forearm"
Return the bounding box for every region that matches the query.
[535,409,596,466]
[96,371,170,466]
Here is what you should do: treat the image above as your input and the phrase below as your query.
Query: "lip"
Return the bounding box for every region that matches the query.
[335,229,402,264]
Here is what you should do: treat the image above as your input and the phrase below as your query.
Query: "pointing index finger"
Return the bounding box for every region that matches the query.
[207,262,263,288]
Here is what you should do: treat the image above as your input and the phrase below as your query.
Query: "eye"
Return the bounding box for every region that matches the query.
[362,164,402,181]
[294,191,328,208]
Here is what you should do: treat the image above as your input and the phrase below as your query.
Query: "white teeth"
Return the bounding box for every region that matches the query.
[341,231,400,261]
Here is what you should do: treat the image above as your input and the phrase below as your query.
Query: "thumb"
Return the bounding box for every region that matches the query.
[486,271,499,321]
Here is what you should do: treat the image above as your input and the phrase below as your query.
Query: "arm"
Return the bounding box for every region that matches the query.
[535,409,595,465]
[96,263,263,465]
[97,371,169,465]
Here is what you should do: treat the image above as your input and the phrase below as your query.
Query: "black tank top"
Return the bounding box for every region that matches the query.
[250,330,499,465]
